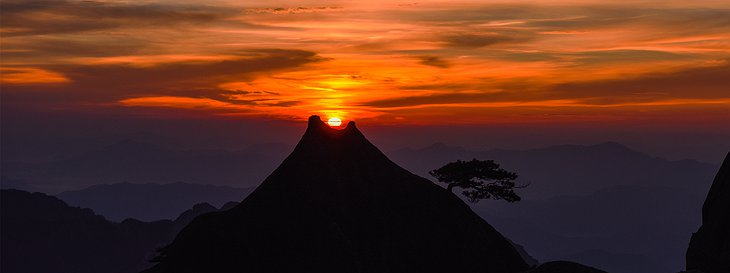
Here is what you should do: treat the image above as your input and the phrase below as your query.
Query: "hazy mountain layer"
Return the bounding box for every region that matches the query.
[58,182,253,221]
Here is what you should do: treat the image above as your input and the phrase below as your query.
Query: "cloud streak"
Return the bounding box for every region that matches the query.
[1,49,326,115]
[0,0,243,36]
[1,0,729,124]
[362,61,730,108]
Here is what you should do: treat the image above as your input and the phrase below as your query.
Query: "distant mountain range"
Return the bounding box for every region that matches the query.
[1,140,290,192]
[386,142,721,273]
[476,185,699,273]
[388,141,718,198]
[57,182,254,222]
[3,139,717,199]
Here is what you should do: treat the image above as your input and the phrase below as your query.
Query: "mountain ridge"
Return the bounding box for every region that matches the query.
[0,189,238,273]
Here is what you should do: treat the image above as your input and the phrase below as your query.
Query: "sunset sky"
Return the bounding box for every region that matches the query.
[2,0,730,164]
[3,0,729,124]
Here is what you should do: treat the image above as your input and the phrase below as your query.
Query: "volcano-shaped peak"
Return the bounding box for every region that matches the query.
[304,115,358,138]
[143,117,528,273]
[290,115,378,166]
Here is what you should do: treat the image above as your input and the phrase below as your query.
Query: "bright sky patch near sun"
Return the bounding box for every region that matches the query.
[328,117,342,127]
[1,0,729,125]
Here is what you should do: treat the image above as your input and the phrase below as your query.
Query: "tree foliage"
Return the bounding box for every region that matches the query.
[429,159,524,203]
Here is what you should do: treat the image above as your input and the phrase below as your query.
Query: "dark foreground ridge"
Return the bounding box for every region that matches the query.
[0,189,237,273]
[143,116,528,273]
[0,189,173,273]
[687,152,730,273]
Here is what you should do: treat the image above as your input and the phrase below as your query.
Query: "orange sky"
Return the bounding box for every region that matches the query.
[2,0,729,125]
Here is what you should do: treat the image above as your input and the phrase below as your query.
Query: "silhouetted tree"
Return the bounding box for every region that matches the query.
[429,159,524,203]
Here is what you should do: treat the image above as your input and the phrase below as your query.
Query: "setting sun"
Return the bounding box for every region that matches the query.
[327,117,342,127]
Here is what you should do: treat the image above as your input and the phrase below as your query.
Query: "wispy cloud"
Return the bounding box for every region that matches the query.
[0,0,242,37]
[1,0,729,123]
[417,56,451,68]
[362,61,730,108]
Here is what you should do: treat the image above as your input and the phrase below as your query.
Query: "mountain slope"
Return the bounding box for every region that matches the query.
[687,152,730,273]
[143,116,528,273]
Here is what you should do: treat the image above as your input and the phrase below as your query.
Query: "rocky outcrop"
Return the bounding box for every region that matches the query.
[686,152,730,273]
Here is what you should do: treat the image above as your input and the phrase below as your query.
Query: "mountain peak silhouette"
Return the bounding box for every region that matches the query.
[293,115,371,158]
[143,115,528,273]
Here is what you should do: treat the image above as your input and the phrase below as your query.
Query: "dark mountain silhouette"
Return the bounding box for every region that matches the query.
[556,249,668,273]
[220,201,239,210]
[1,140,290,191]
[477,185,699,273]
[58,182,253,221]
[174,202,238,228]
[172,202,238,234]
[0,189,235,273]
[687,152,730,273]
[174,203,217,224]
[143,116,529,273]
[526,261,608,273]
[0,189,173,273]
[388,142,717,198]
[509,239,539,267]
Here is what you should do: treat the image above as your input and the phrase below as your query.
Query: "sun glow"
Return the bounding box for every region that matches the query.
[327,117,342,127]
[3,1,730,125]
